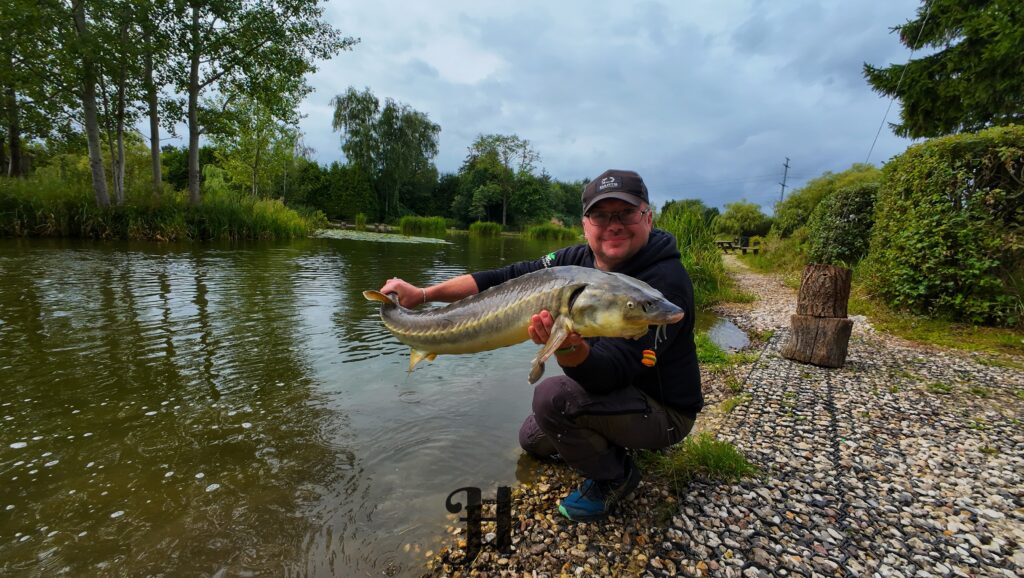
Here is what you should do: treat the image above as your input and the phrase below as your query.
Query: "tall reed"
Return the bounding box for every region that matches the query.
[0,174,322,240]
[656,210,732,308]
[468,221,502,237]
[398,215,447,237]
[524,223,581,241]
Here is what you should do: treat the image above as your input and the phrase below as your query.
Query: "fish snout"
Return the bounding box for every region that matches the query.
[644,298,685,324]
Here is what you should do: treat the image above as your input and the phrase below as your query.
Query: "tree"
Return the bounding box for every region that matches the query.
[209,92,300,197]
[331,87,441,220]
[864,0,1024,138]
[661,198,719,223]
[716,200,772,238]
[463,133,541,226]
[175,0,356,205]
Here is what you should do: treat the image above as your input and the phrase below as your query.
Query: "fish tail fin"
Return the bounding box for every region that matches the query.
[363,290,395,304]
[409,348,437,371]
[528,360,545,384]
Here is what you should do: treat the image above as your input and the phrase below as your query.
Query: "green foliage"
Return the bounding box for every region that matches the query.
[716,200,772,238]
[657,208,733,308]
[865,125,1024,326]
[721,394,752,414]
[524,223,580,241]
[398,216,446,237]
[742,228,811,275]
[772,164,881,237]
[0,173,320,240]
[354,212,367,231]
[647,432,759,489]
[662,198,719,223]
[468,221,502,237]
[863,0,1024,138]
[807,182,879,266]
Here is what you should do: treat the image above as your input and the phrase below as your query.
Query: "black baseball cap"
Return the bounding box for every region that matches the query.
[581,169,649,214]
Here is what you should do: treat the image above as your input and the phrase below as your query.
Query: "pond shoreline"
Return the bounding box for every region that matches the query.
[421,257,1024,577]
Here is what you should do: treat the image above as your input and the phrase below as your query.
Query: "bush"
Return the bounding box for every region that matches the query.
[524,223,580,241]
[468,220,502,237]
[398,215,447,237]
[865,125,1024,326]
[772,164,881,237]
[807,182,879,266]
[354,212,367,231]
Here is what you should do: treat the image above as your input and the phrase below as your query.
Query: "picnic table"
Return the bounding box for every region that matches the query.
[716,239,760,254]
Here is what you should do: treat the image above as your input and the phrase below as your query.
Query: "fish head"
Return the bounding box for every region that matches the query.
[569,273,685,338]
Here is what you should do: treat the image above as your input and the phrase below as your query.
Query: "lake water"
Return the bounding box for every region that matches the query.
[0,233,744,577]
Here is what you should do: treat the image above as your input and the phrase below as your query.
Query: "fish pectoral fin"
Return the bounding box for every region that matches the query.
[528,317,571,384]
[363,290,398,305]
[409,348,437,371]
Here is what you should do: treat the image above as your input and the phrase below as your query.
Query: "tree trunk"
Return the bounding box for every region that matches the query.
[100,77,123,204]
[73,1,110,207]
[144,53,161,196]
[114,21,127,204]
[797,264,852,317]
[187,6,201,205]
[781,315,854,368]
[4,57,22,177]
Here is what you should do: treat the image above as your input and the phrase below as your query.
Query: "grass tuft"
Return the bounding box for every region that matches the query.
[721,394,752,413]
[926,382,952,395]
[644,433,759,491]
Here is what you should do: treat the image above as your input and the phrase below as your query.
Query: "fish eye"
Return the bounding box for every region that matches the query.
[626,301,635,309]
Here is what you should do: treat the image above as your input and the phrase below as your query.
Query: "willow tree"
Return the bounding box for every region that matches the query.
[864,0,1024,138]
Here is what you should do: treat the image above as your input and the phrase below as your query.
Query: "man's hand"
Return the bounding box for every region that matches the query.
[528,310,584,348]
[378,277,427,308]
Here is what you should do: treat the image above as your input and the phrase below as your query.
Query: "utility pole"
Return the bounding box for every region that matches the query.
[779,157,791,202]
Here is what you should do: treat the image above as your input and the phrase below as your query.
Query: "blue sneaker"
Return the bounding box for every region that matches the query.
[558,457,641,522]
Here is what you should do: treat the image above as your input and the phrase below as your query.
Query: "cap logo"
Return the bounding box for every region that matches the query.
[598,176,620,191]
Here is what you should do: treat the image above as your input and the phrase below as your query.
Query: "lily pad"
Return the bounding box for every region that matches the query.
[314,229,450,244]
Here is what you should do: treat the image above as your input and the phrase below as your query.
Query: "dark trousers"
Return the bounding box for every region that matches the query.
[518,375,695,481]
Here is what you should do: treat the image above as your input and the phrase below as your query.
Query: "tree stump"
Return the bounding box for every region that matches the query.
[782,315,854,367]
[782,264,854,368]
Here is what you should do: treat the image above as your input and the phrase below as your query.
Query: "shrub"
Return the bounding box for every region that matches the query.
[354,212,367,231]
[865,125,1023,326]
[398,215,447,237]
[807,182,879,266]
[468,220,502,237]
[524,223,579,241]
[772,164,881,237]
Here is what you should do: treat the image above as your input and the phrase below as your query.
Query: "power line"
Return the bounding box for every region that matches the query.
[865,0,933,163]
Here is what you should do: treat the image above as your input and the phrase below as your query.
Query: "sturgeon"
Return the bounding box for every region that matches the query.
[363,265,685,383]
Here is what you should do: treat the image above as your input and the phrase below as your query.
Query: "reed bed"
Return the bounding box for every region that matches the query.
[524,223,581,241]
[468,221,502,237]
[399,215,447,237]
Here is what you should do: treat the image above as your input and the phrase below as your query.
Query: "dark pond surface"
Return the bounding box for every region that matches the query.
[0,233,744,577]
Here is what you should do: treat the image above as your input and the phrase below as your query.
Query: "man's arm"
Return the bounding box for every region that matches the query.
[378,274,478,308]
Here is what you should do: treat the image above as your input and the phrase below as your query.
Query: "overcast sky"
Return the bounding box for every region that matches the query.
[297,0,923,213]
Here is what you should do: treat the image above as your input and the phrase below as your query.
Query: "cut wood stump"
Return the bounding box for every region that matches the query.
[781,315,854,368]
[796,264,852,318]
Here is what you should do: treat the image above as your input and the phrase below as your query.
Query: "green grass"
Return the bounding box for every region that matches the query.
[354,212,367,231]
[968,386,991,399]
[524,223,580,241]
[725,375,744,394]
[0,174,321,240]
[468,220,502,237]
[927,382,953,395]
[721,394,752,413]
[643,432,759,491]
[695,332,730,369]
[398,215,447,237]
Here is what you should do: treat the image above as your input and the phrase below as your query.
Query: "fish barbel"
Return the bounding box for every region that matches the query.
[363,265,684,383]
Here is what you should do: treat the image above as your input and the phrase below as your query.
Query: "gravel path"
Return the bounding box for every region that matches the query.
[426,257,1024,577]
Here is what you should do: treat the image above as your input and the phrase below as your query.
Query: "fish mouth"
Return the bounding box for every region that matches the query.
[664,311,684,324]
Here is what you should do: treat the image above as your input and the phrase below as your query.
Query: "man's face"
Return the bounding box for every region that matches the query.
[582,198,653,271]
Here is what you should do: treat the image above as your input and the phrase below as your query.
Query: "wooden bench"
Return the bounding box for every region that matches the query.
[716,240,760,255]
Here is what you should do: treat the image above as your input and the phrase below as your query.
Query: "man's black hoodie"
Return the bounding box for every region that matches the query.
[471,228,703,418]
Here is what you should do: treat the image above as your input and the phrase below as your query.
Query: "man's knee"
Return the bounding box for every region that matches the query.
[531,375,577,425]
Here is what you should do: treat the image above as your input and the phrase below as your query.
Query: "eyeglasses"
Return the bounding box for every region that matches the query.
[585,207,650,227]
